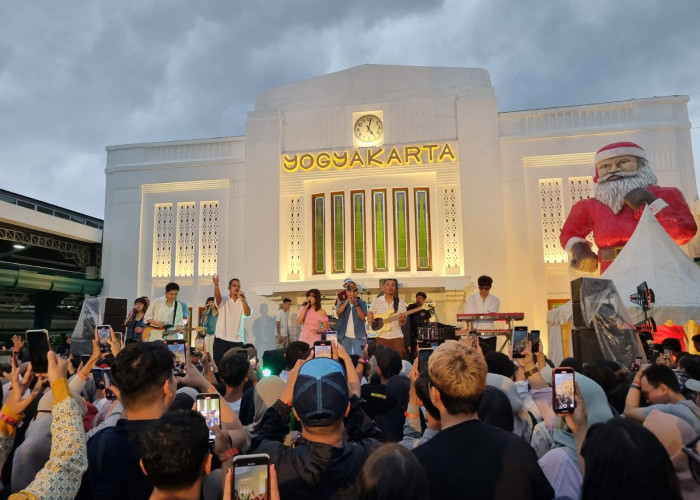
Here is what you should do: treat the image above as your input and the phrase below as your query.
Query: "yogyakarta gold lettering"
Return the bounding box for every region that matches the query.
[280,141,458,173]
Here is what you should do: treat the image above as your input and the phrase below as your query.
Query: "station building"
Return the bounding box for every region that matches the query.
[100,64,700,355]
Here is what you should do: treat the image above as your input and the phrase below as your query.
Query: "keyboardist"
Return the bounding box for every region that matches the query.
[465,275,500,351]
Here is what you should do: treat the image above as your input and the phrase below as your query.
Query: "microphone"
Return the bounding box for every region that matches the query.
[302,301,309,307]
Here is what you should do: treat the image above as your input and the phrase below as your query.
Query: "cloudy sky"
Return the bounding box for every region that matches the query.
[1,0,699,218]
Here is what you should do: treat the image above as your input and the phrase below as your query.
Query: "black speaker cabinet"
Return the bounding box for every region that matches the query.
[103,298,128,333]
[572,328,604,364]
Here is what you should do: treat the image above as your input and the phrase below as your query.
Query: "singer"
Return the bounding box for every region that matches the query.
[124,297,148,343]
[297,288,329,348]
[212,274,252,369]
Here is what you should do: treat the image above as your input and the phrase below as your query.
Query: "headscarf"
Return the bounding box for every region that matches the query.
[478,386,514,432]
[245,376,287,443]
[486,373,533,440]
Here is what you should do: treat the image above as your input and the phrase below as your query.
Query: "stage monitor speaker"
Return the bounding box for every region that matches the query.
[571,302,586,329]
[570,277,611,304]
[103,298,128,333]
[262,348,286,376]
[572,329,604,364]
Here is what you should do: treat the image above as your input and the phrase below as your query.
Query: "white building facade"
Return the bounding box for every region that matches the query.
[101,65,700,355]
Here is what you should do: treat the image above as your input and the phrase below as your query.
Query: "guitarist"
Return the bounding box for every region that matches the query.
[143,282,185,340]
[366,278,407,358]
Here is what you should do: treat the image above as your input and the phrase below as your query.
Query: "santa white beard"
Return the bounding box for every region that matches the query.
[594,161,658,213]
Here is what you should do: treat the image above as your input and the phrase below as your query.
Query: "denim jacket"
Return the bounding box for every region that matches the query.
[336,298,368,342]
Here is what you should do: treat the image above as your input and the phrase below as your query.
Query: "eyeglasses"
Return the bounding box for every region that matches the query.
[478,286,491,290]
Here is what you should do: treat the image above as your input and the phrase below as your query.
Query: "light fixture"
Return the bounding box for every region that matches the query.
[12,244,26,250]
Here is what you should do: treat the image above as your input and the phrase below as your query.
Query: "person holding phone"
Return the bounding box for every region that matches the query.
[212,275,252,369]
[335,282,367,356]
[0,352,87,499]
[249,343,382,499]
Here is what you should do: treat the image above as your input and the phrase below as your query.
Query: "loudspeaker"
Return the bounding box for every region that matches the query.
[571,302,587,329]
[262,348,286,376]
[570,278,611,304]
[572,329,604,364]
[103,298,128,332]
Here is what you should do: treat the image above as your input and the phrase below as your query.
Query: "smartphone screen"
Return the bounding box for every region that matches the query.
[26,329,51,373]
[196,393,221,441]
[233,454,270,498]
[97,325,111,343]
[418,348,434,373]
[530,330,541,354]
[552,368,576,414]
[0,351,12,373]
[114,332,124,345]
[102,367,117,400]
[631,356,642,371]
[314,341,332,359]
[195,336,205,352]
[512,326,528,359]
[81,354,91,366]
[166,340,187,376]
[326,332,338,347]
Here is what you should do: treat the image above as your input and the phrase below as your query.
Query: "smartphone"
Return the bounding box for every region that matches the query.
[26,329,51,374]
[0,350,13,373]
[314,340,332,359]
[468,331,478,348]
[530,330,541,354]
[326,332,338,347]
[97,325,111,343]
[114,332,124,345]
[194,336,205,353]
[196,393,221,441]
[81,354,91,366]
[512,326,528,359]
[233,454,270,497]
[102,367,117,400]
[166,339,187,376]
[631,356,642,371]
[418,348,434,372]
[552,367,576,414]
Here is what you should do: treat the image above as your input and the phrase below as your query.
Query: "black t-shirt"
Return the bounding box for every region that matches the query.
[413,419,554,500]
[407,302,431,338]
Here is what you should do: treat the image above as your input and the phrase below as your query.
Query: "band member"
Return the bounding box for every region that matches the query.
[144,283,185,340]
[406,292,431,359]
[367,278,407,358]
[465,275,500,352]
[335,280,367,356]
[212,275,252,369]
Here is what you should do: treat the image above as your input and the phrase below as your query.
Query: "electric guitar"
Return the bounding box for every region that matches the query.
[366,301,435,338]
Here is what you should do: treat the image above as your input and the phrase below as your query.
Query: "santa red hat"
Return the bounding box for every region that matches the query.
[593,141,647,182]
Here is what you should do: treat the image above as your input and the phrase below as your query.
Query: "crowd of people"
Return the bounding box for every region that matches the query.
[0,274,698,500]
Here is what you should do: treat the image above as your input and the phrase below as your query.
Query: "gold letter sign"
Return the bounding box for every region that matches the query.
[281,142,457,173]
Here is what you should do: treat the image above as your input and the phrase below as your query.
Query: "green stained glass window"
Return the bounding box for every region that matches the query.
[414,188,432,270]
[351,191,366,272]
[312,194,325,274]
[393,189,410,271]
[372,190,387,271]
[331,192,344,273]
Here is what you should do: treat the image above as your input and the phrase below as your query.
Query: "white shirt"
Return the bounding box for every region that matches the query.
[227,398,242,415]
[275,309,289,337]
[369,296,407,339]
[215,295,252,343]
[465,292,500,337]
[346,310,355,338]
[144,297,184,328]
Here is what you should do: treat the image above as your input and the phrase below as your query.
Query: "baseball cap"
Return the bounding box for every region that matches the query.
[293,358,349,426]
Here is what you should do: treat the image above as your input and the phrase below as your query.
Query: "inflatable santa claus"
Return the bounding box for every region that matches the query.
[560,141,697,273]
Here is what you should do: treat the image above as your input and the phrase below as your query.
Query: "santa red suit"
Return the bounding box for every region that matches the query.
[560,185,697,272]
[561,141,697,273]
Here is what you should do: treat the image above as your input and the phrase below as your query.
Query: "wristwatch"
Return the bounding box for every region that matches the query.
[523,367,539,378]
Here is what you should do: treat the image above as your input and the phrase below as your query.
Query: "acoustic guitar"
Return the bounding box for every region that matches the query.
[366,301,435,338]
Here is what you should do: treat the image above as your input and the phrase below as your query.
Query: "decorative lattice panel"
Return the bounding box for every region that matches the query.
[442,186,459,268]
[152,204,173,277]
[288,196,302,276]
[538,179,568,263]
[198,201,219,276]
[175,202,196,276]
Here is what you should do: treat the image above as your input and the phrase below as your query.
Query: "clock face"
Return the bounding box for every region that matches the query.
[354,114,383,142]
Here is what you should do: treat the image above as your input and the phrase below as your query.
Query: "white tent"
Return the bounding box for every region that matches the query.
[547,206,700,364]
